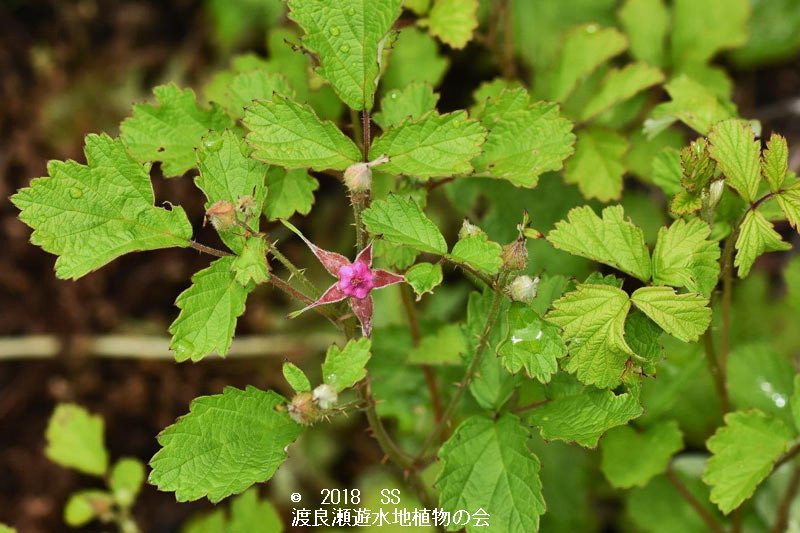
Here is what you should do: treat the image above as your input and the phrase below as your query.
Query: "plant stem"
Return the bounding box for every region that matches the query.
[442,256,496,288]
[772,465,800,533]
[772,442,800,475]
[189,240,231,257]
[269,243,319,297]
[361,110,371,161]
[269,276,341,326]
[400,285,443,422]
[703,328,730,413]
[718,226,739,399]
[353,198,367,250]
[666,466,725,533]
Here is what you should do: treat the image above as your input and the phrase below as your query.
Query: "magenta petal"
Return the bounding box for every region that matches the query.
[350,294,373,337]
[354,242,373,267]
[309,244,351,277]
[291,283,347,317]
[372,269,405,290]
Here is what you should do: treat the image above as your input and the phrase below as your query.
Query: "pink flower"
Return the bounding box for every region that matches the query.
[288,228,404,336]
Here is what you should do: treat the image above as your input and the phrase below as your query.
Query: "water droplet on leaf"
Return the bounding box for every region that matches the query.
[69,187,83,199]
[329,27,341,36]
[339,44,350,53]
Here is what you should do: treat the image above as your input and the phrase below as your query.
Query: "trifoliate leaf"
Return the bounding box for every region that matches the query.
[287,0,403,110]
[45,404,108,476]
[526,376,643,447]
[436,414,545,533]
[374,82,439,129]
[498,303,566,383]
[547,205,651,281]
[408,324,466,365]
[232,235,270,286]
[580,62,664,121]
[762,133,789,192]
[244,95,360,171]
[222,70,295,119]
[64,490,113,527]
[564,128,629,202]
[381,27,449,91]
[708,119,761,202]
[630,287,711,342]
[703,409,793,514]
[283,362,311,393]
[322,338,371,393]
[652,218,721,298]
[369,111,486,179]
[169,257,254,362]
[196,130,268,253]
[728,344,796,426]
[120,84,233,177]
[419,0,478,49]
[109,458,145,508]
[546,283,634,388]
[618,0,669,67]
[448,234,503,275]
[405,262,443,299]
[362,195,447,254]
[150,386,302,503]
[776,184,800,232]
[546,24,628,103]
[263,168,319,220]
[11,134,193,280]
[646,76,735,137]
[734,210,792,278]
[600,421,683,488]
[671,0,749,67]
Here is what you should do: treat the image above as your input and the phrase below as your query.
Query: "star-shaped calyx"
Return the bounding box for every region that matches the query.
[283,221,404,336]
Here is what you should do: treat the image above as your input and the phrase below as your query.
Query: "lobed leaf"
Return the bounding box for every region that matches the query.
[707,119,762,202]
[362,195,447,254]
[419,0,479,49]
[263,167,319,220]
[498,303,566,383]
[618,0,669,67]
[652,218,721,298]
[734,209,791,278]
[630,287,711,343]
[761,133,789,192]
[322,338,371,393]
[564,128,628,202]
[404,262,443,299]
[580,62,664,121]
[231,235,270,286]
[600,421,683,488]
[448,234,503,275]
[374,82,440,129]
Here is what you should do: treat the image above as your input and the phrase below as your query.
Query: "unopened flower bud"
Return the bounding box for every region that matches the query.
[705,180,724,209]
[459,219,485,239]
[501,238,528,271]
[238,195,258,217]
[287,391,320,426]
[312,383,338,409]
[508,275,539,303]
[205,200,236,231]
[343,154,390,193]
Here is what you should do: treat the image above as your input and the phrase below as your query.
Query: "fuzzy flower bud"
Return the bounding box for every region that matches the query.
[501,238,528,271]
[459,218,485,239]
[343,154,390,193]
[237,195,258,217]
[287,391,320,426]
[312,384,338,409]
[507,275,539,303]
[205,200,236,231]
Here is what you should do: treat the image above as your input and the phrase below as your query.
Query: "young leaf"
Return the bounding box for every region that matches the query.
[419,0,478,49]
[404,262,443,299]
[408,324,465,365]
[651,147,683,195]
[169,256,254,362]
[244,95,361,171]
[322,338,371,392]
[362,195,447,254]
[580,62,664,121]
[776,184,800,232]
[618,0,669,67]
[11,134,193,280]
[630,287,711,342]
[498,303,566,383]
[546,283,634,388]
[646,76,735,137]
[703,409,793,514]
[45,404,109,476]
[564,128,629,202]
[708,119,761,202]
[120,84,233,177]
[652,218,721,298]
[64,490,114,527]
[231,235,270,286]
[223,70,294,118]
[448,234,503,275]
[263,168,319,221]
[374,82,439,129]
[762,133,789,192]
[283,362,311,393]
[287,0,403,110]
[671,0,749,67]
[381,27,449,91]
[547,205,651,281]
[150,386,302,503]
[436,414,545,533]
[109,458,145,508]
[369,111,487,179]
[734,210,792,278]
[600,421,683,488]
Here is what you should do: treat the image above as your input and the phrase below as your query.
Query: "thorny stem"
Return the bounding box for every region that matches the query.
[702,328,730,414]
[361,110,372,162]
[666,466,725,533]
[718,224,739,402]
[269,276,342,327]
[269,243,319,297]
[772,465,800,533]
[442,256,496,288]
[189,240,230,257]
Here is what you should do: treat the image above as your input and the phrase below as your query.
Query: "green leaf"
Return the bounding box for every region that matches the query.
[600,421,683,488]
[362,195,447,254]
[436,414,545,533]
[64,490,114,527]
[374,82,439,129]
[652,147,683,195]
[448,234,503,275]
[580,62,664,121]
[630,287,711,343]
[46,404,108,476]
[652,218,721,298]
[221,70,295,119]
[11,134,193,280]
[734,209,792,278]
[196,130,268,253]
[564,128,629,202]
[419,0,478,49]
[228,490,284,533]
[405,262,443,299]
[109,458,145,508]
[762,133,789,192]
[776,184,800,232]
[708,119,761,202]
[547,205,651,281]
[287,0,403,110]
[793,375,800,433]
[728,344,796,426]
[498,303,566,383]
[232,235,270,286]
[0,525,15,533]
[624,311,664,374]
[322,338,371,392]
[546,24,628,103]
[169,257,254,362]
[670,191,704,216]
[369,111,486,179]
[671,0,749,67]
[546,283,634,388]
[381,27,449,91]
[263,168,319,220]
[244,95,360,171]
[282,362,311,393]
[150,386,302,503]
[120,84,233,177]
[618,0,669,67]
[408,324,466,365]
[703,409,793,514]
[646,75,735,137]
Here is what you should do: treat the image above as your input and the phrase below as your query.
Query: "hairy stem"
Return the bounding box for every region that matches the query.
[362,110,372,161]
[269,243,319,297]
[189,240,231,257]
[772,465,800,533]
[400,285,443,422]
[703,328,730,413]
[718,226,739,400]
[666,466,725,533]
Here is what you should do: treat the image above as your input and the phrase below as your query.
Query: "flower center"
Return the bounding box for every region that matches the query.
[338,263,374,299]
